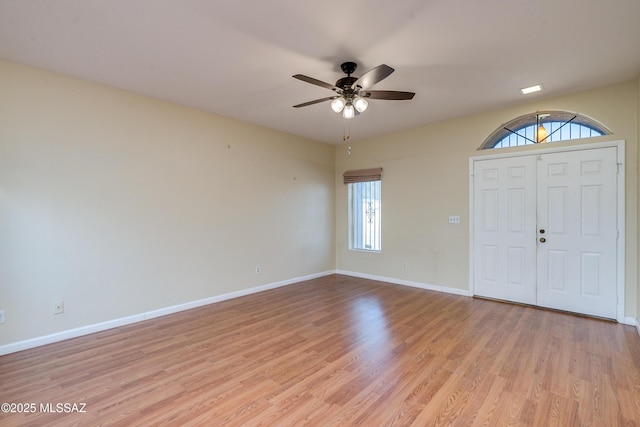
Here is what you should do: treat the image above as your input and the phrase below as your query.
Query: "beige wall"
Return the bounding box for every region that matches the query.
[336,80,639,319]
[0,61,336,346]
[1,59,638,349]
[638,73,640,325]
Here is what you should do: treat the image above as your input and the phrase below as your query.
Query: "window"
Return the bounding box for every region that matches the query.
[348,181,381,251]
[480,110,611,150]
[343,167,382,252]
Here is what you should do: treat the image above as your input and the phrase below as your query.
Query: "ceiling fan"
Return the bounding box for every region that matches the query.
[292,62,415,119]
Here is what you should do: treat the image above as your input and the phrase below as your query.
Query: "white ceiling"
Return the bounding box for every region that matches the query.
[1,0,639,144]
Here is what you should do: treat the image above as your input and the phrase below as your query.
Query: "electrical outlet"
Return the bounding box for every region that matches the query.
[448,215,461,224]
[255,265,261,274]
[53,301,64,314]
[0,310,5,324]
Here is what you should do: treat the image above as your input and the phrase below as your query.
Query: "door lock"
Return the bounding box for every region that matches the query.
[540,237,546,243]
[539,229,545,234]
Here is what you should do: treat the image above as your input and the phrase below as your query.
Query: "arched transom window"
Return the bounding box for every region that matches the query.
[480,110,611,150]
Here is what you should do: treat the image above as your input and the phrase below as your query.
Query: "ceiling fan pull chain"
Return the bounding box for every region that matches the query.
[343,119,350,141]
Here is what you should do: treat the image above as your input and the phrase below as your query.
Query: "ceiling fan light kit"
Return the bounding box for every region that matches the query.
[329,94,367,119]
[293,61,415,120]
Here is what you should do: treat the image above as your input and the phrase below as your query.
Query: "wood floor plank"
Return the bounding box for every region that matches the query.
[1,274,639,426]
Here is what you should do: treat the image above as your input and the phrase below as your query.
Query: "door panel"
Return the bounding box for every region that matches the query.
[546,249,567,291]
[473,156,537,304]
[536,148,617,318]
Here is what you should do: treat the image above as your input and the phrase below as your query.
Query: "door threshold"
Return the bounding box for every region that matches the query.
[472,295,617,323]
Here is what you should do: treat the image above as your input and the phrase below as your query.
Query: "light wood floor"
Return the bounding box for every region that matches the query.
[1,274,639,426]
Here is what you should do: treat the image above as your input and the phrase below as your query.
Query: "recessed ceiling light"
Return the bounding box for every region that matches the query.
[521,84,543,95]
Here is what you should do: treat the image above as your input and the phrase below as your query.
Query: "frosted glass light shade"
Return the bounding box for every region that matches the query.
[331,97,346,113]
[343,104,355,119]
[354,96,368,113]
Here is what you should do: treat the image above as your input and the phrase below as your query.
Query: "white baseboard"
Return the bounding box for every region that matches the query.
[622,316,640,336]
[3,271,634,356]
[335,270,471,297]
[623,317,640,337]
[0,270,335,356]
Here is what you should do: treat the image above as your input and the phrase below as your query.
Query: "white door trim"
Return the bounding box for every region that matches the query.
[469,140,625,322]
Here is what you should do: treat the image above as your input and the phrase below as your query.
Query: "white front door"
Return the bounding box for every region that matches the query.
[536,148,618,318]
[473,155,537,305]
[472,146,619,319]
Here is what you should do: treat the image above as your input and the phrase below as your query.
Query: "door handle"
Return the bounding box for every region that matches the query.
[540,237,546,243]
[539,229,545,234]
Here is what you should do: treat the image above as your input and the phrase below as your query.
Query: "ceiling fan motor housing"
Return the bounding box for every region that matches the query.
[336,76,358,92]
[337,62,359,92]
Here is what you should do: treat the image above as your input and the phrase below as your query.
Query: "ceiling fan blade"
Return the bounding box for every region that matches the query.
[361,90,415,100]
[292,74,340,92]
[351,64,394,90]
[293,96,339,108]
